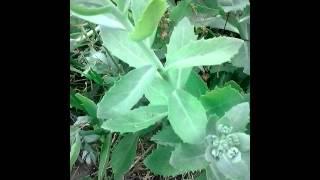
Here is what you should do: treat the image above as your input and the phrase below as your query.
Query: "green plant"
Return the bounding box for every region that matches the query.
[70,0,250,179]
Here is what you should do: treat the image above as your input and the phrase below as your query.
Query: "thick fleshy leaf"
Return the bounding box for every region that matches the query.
[168,89,208,144]
[166,17,197,89]
[70,133,81,170]
[97,65,156,119]
[200,85,244,116]
[101,105,168,133]
[151,126,182,146]
[131,0,156,47]
[216,153,249,180]
[184,70,208,98]
[216,102,250,132]
[232,41,250,75]
[130,0,167,41]
[100,27,161,68]
[229,132,250,152]
[167,17,197,56]
[170,143,208,172]
[130,0,149,23]
[165,37,243,70]
[98,133,112,180]
[144,74,174,105]
[114,0,131,12]
[111,134,138,178]
[75,93,97,118]
[144,146,183,176]
[206,163,228,180]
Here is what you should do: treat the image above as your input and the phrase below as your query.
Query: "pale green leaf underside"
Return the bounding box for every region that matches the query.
[130,0,149,23]
[111,134,138,176]
[200,85,244,117]
[144,74,174,105]
[100,27,160,68]
[232,41,250,75]
[170,143,208,172]
[114,0,131,12]
[101,105,168,133]
[151,125,182,146]
[168,89,208,144]
[144,146,184,176]
[165,37,244,70]
[97,65,156,119]
[166,18,197,89]
[216,102,250,132]
[130,0,167,41]
[71,10,125,29]
[216,153,249,180]
[231,132,250,152]
[167,17,197,58]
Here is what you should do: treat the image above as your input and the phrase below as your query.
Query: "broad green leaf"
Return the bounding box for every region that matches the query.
[114,0,131,12]
[200,86,244,117]
[169,0,192,23]
[144,146,183,176]
[144,74,174,105]
[166,17,197,89]
[216,153,249,180]
[97,65,156,119]
[100,27,161,68]
[131,0,157,47]
[111,134,138,178]
[101,105,168,133]
[70,133,81,171]
[165,37,243,70]
[130,0,149,23]
[98,133,112,180]
[166,17,197,66]
[216,102,250,132]
[151,126,182,146]
[184,70,208,98]
[70,0,112,15]
[168,89,208,144]
[232,41,250,75]
[130,0,168,41]
[170,143,208,172]
[75,93,97,118]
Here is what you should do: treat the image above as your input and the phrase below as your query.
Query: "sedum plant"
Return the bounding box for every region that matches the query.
[70,0,250,179]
